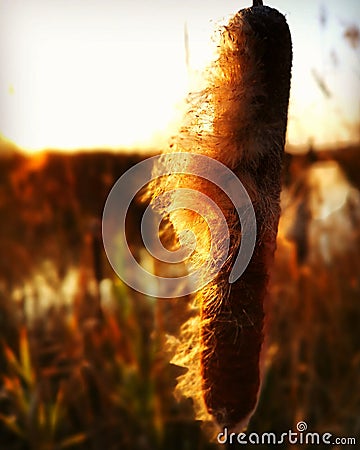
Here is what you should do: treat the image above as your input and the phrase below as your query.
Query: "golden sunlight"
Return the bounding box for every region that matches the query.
[0,0,193,152]
[0,0,359,153]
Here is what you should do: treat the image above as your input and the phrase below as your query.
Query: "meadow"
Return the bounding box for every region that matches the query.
[0,140,359,449]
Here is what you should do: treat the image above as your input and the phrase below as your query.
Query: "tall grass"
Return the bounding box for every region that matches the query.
[0,147,359,449]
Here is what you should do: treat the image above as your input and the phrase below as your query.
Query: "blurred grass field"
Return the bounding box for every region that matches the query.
[0,140,359,449]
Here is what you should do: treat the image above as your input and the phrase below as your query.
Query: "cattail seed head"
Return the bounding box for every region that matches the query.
[150,2,292,433]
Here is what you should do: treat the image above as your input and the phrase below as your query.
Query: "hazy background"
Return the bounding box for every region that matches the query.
[0,0,359,152]
[0,1,359,449]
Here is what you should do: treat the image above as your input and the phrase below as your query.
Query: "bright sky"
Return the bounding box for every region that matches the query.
[0,0,359,153]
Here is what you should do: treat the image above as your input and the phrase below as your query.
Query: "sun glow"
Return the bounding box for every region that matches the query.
[0,0,198,152]
[0,0,359,153]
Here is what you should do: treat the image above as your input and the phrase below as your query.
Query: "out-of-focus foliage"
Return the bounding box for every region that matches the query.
[0,141,359,449]
[344,24,360,50]
[249,148,360,447]
[0,142,217,450]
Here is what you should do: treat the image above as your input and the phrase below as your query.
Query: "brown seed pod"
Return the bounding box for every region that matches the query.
[150,0,292,433]
[200,3,292,430]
